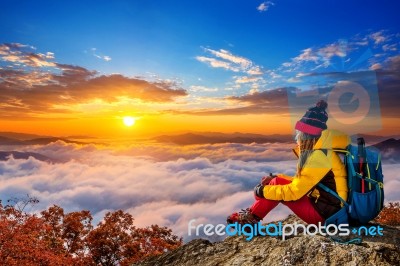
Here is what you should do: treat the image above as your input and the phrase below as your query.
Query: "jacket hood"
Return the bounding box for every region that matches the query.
[313,129,350,150]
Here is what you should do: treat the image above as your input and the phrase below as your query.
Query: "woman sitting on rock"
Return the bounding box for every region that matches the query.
[227,100,350,225]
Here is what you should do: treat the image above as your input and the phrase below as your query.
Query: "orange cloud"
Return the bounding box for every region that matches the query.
[171,87,292,116]
[0,43,55,67]
[0,43,187,119]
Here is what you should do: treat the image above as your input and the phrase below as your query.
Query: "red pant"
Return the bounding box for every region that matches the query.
[250,176,324,225]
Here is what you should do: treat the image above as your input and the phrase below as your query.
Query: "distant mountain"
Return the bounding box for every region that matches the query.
[155,132,400,146]
[351,134,399,145]
[200,132,293,141]
[22,137,87,145]
[0,131,51,141]
[154,132,293,145]
[372,138,400,163]
[0,136,22,145]
[0,136,87,146]
[66,135,98,139]
[0,151,53,162]
[373,138,400,149]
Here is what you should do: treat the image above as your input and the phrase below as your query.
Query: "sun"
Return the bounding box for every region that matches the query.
[123,116,135,127]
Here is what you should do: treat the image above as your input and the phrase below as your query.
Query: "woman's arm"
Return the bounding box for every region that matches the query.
[262,150,331,201]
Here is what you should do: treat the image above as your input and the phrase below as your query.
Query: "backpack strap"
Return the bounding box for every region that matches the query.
[315,148,350,207]
[317,184,363,245]
[329,235,362,245]
[333,148,358,192]
[317,183,348,207]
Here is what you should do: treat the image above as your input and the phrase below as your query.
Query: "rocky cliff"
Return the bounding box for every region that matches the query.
[134,215,400,266]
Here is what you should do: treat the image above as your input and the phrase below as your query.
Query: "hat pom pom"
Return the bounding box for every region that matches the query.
[316,100,328,110]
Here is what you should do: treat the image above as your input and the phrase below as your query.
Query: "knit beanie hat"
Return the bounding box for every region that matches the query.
[295,100,328,136]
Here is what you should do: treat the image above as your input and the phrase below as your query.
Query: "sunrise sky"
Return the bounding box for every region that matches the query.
[1,0,399,138]
[1,1,400,243]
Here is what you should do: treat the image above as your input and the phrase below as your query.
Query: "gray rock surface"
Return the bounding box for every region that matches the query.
[134,215,400,266]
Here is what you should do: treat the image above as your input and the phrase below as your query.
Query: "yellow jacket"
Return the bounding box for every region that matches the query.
[263,129,350,218]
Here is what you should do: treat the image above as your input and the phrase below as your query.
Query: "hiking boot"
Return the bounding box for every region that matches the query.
[226,208,261,225]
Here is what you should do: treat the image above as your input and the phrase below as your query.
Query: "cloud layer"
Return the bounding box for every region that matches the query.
[0,141,398,242]
[0,141,298,242]
[196,48,265,90]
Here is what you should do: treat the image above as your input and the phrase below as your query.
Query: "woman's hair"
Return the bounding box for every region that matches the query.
[296,130,320,176]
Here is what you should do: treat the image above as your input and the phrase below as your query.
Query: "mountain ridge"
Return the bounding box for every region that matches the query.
[0,137,86,146]
[154,132,295,145]
[372,138,400,163]
[0,151,53,162]
[0,131,52,141]
[1,131,398,146]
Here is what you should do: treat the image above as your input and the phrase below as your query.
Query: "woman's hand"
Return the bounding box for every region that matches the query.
[261,174,276,185]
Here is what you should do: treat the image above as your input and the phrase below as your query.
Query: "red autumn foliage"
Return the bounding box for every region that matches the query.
[374,202,400,226]
[0,197,182,266]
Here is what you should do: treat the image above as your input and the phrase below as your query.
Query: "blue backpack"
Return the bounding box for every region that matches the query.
[318,137,384,226]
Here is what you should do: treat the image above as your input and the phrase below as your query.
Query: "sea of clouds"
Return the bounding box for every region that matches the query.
[0,141,398,242]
